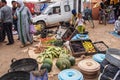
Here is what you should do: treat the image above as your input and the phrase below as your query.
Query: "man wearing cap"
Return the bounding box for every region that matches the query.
[1,0,14,45]
[114,16,120,35]
[70,9,77,27]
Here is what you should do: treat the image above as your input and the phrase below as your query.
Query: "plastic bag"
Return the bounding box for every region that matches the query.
[76,25,85,33]
[30,69,48,80]
[30,24,36,34]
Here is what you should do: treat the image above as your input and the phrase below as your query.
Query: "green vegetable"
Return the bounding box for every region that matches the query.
[53,40,63,47]
[56,58,71,70]
[37,46,69,63]
[43,58,53,66]
[40,63,52,72]
[69,56,75,66]
[59,53,69,59]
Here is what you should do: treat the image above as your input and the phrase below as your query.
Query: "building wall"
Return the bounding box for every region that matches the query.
[91,2,100,20]
[83,0,101,20]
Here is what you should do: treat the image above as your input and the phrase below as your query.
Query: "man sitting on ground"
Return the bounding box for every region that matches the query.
[114,16,120,35]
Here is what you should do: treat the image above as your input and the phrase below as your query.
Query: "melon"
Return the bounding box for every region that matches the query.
[40,63,52,72]
[56,58,71,70]
[43,58,53,66]
[69,56,76,66]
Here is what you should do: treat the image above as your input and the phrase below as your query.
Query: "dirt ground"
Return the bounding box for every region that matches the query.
[0,20,120,79]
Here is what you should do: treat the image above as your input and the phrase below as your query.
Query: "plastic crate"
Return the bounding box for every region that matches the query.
[62,27,77,41]
[93,41,109,53]
[69,40,86,57]
[68,30,79,40]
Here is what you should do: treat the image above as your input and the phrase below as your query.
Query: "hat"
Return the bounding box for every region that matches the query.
[72,9,76,15]
[17,0,24,6]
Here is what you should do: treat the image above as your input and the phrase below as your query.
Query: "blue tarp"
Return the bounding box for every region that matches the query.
[109,31,120,38]
[71,34,89,40]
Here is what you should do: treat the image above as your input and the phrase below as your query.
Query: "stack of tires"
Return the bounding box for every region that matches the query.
[99,48,120,80]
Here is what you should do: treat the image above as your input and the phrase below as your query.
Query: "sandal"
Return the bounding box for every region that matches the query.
[20,44,25,48]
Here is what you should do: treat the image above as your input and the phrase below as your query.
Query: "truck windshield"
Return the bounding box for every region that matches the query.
[43,7,51,14]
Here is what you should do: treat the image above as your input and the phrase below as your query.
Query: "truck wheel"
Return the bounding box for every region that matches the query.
[37,21,46,31]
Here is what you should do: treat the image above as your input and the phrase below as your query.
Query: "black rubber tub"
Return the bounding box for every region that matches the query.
[9,58,38,72]
[106,48,120,67]
[0,71,30,80]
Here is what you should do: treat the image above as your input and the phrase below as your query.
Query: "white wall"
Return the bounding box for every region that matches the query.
[51,0,60,1]
[7,0,12,7]
[7,0,39,7]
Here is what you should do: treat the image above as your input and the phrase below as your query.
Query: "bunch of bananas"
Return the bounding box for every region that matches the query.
[82,41,96,53]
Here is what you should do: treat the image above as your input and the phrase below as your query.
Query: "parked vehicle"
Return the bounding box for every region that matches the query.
[32,0,83,29]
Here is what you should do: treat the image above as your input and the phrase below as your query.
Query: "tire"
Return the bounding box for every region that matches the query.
[37,21,46,31]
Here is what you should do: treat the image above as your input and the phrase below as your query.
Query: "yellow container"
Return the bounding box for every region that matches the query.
[35,24,42,31]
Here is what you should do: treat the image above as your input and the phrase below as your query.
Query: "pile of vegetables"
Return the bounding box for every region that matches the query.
[34,46,46,54]
[56,58,71,70]
[56,54,76,71]
[37,46,69,63]
[82,41,96,53]
[38,46,70,72]
[40,37,55,46]
[71,41,85,52]
[47,39,64,47]
[93,42,108,52]
[40,56,76,72]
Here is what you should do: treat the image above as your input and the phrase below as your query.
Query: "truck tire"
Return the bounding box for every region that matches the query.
[37,21,46,31]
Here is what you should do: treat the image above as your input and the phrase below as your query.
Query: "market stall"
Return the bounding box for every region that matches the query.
[1,23,120,80]
[26,24,109,79]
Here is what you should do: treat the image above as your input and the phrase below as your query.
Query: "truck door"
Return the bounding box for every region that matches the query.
[61,5,71,22]
[47,6,62,26]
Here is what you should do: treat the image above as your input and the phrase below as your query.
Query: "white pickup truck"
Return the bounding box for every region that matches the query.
[32,0,83,28]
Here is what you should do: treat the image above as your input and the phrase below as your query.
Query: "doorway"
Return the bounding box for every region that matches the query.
[78,0,81,13]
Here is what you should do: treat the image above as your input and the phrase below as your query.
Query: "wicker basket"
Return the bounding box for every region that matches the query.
[78,59,100,79]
